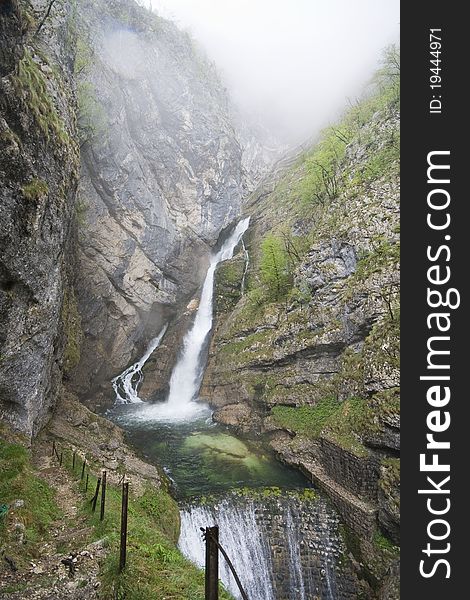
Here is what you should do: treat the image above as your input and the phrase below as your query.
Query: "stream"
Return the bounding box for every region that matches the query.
[108,219,350,599]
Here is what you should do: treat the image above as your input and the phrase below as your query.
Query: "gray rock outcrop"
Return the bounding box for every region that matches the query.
[72,0,248,396]
[0,0,79,436]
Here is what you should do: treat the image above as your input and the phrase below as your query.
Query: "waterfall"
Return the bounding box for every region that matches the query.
[179,492,343,600]
[180,498,276,600]
[111,324,168,404]
[163,217,250,419]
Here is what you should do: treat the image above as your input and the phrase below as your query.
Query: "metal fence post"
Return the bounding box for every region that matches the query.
[100,471,106,521]
[92,477,101,512]
[205,526,219,600]
[119,482,129,572]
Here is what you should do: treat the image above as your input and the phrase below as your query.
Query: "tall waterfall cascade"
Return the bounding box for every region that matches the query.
[110,218,249,415]
[158,217,250,420]
[179,493,345,600]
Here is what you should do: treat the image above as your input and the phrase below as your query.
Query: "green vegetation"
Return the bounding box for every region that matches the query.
[271,397,372,456]
[0,438,60,566]
[75,198,89,227]
[215,257,246,313]
[76,81,107,147]
[21,177,49,201]
[13,50,69,145]
[379,457,400,513]
[73,34,108,146]
[259,234,292,300]
[74,37,94,76]
[237,45,400,320]
[373,529,399,555]
[19,3,37,33]
[0,439,233,599]
[300,125,349,205]
[69,468,233,599]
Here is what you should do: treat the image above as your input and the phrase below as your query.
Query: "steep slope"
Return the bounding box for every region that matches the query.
[0,0,79,437]
[71,0,249,399]
[201,49,400,597]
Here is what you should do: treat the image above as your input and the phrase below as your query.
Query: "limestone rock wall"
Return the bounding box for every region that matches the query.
[70,0,249,398]
[0,0,79,436]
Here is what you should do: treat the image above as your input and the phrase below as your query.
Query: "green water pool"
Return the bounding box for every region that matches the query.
[109,405,308,499]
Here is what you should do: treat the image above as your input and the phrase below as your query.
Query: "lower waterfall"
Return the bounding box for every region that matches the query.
[179,492,345,600]
[111,324,168,404]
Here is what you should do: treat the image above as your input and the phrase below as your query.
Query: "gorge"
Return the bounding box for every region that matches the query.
[0,1,400,599]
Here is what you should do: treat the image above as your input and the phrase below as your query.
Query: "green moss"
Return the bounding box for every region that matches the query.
[21,177,49,201]
[218,328,281,368]
[373,529,399,555]
[379,457,400,512]
[265,382,319,405]
[351,135,400,186]
[0,127,21,146]
[215,257,246,313]
[372,388,400,423]
[74,36,94,75]
[75,198,89,227]
[13,50,69,145]
[339,524,380,592]
[19,3,37,33]
[271,398,340,437]
[271,397,371,456]
[233,486,282,499]
[61,286,83,373]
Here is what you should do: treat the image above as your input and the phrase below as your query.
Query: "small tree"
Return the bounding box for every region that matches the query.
[260,234,291,300]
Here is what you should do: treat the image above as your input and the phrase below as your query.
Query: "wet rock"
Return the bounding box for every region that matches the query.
[212,403,258,432]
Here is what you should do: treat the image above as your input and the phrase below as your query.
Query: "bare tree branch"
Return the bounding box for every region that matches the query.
[35,0,59,36]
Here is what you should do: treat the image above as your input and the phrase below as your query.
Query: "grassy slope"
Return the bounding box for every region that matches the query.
[0,433,232,599]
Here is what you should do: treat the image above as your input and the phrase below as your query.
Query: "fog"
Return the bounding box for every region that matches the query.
[146,0,399,145]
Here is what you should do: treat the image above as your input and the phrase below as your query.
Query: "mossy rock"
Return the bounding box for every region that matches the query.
[21,177,48,202]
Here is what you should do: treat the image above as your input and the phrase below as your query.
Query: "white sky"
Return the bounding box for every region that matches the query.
[146,0,400,144]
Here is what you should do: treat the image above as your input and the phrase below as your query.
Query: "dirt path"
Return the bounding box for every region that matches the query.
[0,440,106,599]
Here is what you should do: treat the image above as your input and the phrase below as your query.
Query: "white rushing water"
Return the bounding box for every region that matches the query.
[179,495,340,600]
[179,499,276,600]
[111,324,168,404]
[110,218,249,419]
[167,217,250,410]
[136,218,250,422]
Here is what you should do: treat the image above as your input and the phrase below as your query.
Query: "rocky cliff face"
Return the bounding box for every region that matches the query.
[201,54,400,597]
[0,0,272,431]
[71,0,249,400]
[0,0,79,437]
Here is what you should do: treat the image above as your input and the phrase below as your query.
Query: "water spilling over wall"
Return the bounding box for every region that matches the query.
[179,491,360,600]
